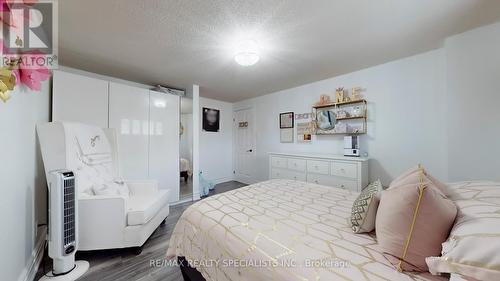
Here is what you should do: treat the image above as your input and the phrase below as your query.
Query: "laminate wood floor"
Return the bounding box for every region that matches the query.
[35,181,247,281]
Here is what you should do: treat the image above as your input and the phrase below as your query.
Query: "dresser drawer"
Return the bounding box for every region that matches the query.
[331,161,358,179]
[307,174,358,191]
[287,158,306,172]
[270,168,287,179]
[285,170,307,181]
[307,160,330,175]
[270,156,287,169]
[333,177,358,192]
[272,168,306,181]
[307,173,336,186]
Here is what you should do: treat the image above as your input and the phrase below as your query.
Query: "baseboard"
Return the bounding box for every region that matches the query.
[192,192,201,201]
[212,177,235,185]
[18,226,46,281]
[171,197,194,206]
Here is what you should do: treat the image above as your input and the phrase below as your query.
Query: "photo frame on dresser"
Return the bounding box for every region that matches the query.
[279,112,294,129]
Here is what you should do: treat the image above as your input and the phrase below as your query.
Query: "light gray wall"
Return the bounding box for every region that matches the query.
[235,50,448,186]
[199,97,234,184]
[234,21,500,185]
[0,81,50,280]
[445,21,500,181]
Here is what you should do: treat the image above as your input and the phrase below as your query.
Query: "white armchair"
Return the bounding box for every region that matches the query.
[37,122,170,253]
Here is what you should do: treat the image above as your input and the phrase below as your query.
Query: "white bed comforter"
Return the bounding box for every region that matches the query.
[167,179,445,281]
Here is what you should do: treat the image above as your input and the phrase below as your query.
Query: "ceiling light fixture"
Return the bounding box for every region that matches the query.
[234,39,260,66]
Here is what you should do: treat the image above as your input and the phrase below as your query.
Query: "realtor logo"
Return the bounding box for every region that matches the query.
[1,0,58,69]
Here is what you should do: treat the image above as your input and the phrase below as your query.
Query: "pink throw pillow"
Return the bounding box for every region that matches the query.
[389,165,449,196]
[376,166,457,272]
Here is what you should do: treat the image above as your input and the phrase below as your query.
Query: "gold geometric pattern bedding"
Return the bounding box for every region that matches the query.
[167,179,445,281]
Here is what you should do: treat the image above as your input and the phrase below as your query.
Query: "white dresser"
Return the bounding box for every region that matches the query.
[269,152,369,192]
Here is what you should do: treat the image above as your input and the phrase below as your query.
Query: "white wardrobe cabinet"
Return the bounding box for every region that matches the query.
[52,70,109,127]
[52,71,181,202]
[149,91,180,202]
[108,82,151,181]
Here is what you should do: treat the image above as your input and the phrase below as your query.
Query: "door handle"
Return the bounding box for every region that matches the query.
[247,149,253,152]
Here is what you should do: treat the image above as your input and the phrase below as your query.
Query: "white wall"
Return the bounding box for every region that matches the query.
[235,50,448,186]
[199,97,234,184]
[234,21,500,185]
[445,21,500,181]
[0,82,50,281]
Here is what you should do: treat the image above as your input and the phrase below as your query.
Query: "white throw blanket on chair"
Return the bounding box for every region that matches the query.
[63,123,129,197]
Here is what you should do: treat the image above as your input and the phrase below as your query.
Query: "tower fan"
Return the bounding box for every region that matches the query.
[40,170,89,281]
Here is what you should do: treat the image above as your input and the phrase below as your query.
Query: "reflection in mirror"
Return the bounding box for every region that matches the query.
[316,109,336,130]
[180,97,193,201]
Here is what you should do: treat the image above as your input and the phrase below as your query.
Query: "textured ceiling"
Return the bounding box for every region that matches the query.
[59,0,500,102]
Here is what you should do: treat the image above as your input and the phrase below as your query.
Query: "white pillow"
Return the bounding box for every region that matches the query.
[426,181,500,281]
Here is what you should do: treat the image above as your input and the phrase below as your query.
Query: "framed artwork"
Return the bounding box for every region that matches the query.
[280,128,294,143]
[279,112,294,128]
[202,107,220,132]
[296,122,312,143]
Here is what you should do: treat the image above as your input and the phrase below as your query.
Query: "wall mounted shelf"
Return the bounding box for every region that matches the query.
[313,99,367,109]
[312,99,367,135]
[336,116,366,121]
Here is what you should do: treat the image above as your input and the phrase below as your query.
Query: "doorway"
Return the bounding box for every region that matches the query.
[233,107,256,184]
[179,97,193,201]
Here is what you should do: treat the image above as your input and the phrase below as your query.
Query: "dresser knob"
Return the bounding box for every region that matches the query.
[294,176,297,180]
[314,180,319,184]
[341,184,346,189]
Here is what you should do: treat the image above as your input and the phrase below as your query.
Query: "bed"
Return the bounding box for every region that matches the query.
[167,179,446,281]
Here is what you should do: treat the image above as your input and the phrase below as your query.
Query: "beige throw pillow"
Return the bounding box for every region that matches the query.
[351,180,382,233]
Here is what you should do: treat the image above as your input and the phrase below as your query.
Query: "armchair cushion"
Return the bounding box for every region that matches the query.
[127,189,169,226]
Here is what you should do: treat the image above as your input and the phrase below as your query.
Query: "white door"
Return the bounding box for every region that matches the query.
[149,91,180,202]
[52,70,109,127]
[233,108,255,184]
[108,82,150,180]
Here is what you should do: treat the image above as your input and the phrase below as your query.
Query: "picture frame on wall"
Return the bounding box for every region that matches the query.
[202,107,220,132]
[296,122,312,143]
[280,112,294,129]
[280,128,294,143]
